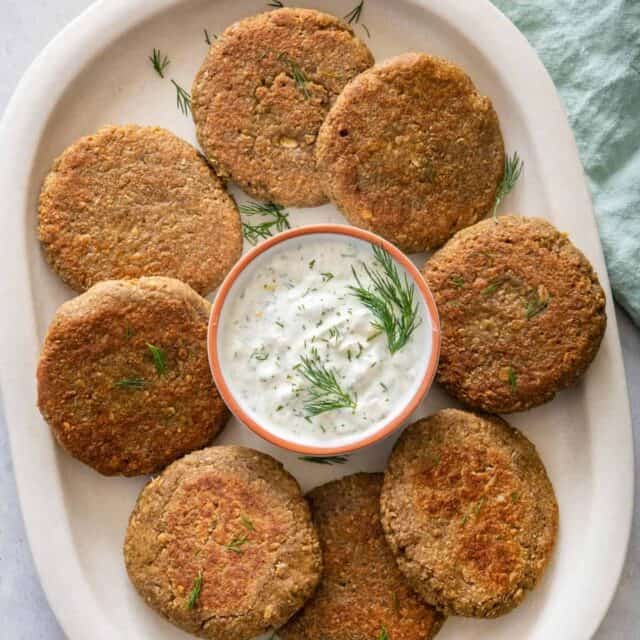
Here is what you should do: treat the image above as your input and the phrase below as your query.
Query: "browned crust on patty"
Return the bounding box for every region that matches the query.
[37,277,230,476]
[38,125,242,295]
[422,215,607,413]
[124,446,322,640]
[315,52,505,252]
[280,473,444,640]
[192,8,374,207]
[380,409,559,618]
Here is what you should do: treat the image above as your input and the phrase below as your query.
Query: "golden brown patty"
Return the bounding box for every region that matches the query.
[192,8,374,207]
[380,409,558,618]
[316,52,505,252]
[280,473,444,640]
[38,125,242,295]
[37,277,229,476]
[124,446,322,640]
[423,215,607,412]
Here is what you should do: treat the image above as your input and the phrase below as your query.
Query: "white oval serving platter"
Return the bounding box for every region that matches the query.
[0,1,633,639]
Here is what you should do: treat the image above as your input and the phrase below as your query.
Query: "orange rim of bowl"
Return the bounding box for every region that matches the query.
[208,224,441,455]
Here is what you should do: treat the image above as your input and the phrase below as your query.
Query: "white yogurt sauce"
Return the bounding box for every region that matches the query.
[218,234,432,448]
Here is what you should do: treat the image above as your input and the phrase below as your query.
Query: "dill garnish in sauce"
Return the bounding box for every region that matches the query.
[296,352,357,417]
[349,245,421,354]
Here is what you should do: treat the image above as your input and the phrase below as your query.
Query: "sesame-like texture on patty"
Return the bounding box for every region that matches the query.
[192,8,374,207]
[37,277,230,476]
[316,52,505,252]
[124,446,322,640]
[423,215,607,413]
[380,409,558,618]
[280,473,445,640]
[38,125,242,295]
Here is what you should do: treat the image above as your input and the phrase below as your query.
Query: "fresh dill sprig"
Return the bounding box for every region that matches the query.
[186,571,203,609]
[171,79,192,116]
[149,48,170,78]
[278,53,310,99]
[344,0,364,23]
[450,275,465,288]
[268,0,284,7]
[296,353,357,417]
[239,201,291,244]
[492,152,523,218]
[146,343,167,375]
[114,377,145,389]
[298,455,350,465]
[225,534,248,554]
[344,1,370,37]
[204,29,217,45]
[378,626,390,640]
[240,516,255,531]
[349,245,421,354]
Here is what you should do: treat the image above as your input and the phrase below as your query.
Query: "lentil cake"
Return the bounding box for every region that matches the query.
[38,125,242,295]
[37,277,229,476]
[423,215,607,413]
[191,8,374,207]
[124,446,322,640]
[279,473,444,640]
[380,409,559,618]
[315,52,505,252]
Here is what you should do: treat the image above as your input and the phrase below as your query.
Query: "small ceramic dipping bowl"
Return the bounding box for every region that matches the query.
[208,224,440,456]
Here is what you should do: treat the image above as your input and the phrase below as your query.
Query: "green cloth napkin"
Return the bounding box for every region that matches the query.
[491,0,640,325]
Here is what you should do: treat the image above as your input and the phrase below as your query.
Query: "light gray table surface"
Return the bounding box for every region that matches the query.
[0,1,638,638]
